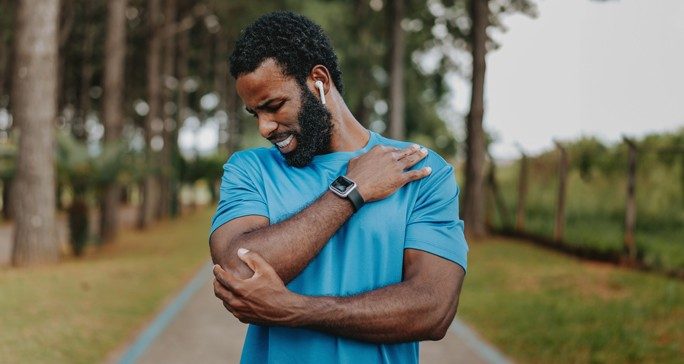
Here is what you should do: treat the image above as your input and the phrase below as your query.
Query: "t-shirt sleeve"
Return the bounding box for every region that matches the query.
[404,163,469,272]
[209,152,269,237]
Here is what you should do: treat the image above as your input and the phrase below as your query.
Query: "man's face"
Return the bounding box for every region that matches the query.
[236,59,332,167]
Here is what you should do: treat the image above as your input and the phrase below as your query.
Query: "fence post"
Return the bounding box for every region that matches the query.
[486,153,510,228]
[515,149,528,231]
[623,137,637,264]
[553,140,568,243]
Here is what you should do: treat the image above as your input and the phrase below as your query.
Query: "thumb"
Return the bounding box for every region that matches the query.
[237,248,274,277]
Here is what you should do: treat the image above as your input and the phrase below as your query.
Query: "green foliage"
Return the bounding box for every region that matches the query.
[56,131,131,191]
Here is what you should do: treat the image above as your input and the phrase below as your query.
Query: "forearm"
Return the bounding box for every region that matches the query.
[292,280,453,343]
[215,191,354,282]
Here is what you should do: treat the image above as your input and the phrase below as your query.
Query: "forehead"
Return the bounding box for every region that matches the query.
[235,58,300,106]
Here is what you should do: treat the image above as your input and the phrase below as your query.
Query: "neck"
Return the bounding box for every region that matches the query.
[327,91,370,152]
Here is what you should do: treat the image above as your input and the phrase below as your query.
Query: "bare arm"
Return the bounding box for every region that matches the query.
[213,248,465,343]
[210,144,430,282]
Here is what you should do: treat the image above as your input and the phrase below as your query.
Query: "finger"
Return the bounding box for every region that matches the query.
[237,248,276,278]
[213,264,241,291]
[395,144,421,160]
[400,147,429,168]
[402,166,432,184]
[213,278,235,301]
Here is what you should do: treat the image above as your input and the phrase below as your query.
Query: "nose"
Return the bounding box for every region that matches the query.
[257,116,278,138]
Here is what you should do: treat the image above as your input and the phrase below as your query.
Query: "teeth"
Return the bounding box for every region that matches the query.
[276,135,294,148]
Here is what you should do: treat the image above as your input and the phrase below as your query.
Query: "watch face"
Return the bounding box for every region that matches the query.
[332,176,354,193]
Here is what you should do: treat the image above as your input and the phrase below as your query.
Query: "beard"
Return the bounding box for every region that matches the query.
[280,84,333,167]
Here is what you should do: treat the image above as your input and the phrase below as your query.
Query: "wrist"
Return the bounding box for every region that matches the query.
[329,175,366,211]
[287,293,312,327]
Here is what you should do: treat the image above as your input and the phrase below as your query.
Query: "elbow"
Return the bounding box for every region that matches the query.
[209,235,254,280]
[424,301,459,341]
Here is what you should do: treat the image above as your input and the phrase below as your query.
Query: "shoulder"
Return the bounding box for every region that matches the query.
[225,147,277,169]
[373,134,452,173]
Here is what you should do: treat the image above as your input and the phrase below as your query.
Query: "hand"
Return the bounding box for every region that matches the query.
[346,144,431,202]
[213,248,304,326]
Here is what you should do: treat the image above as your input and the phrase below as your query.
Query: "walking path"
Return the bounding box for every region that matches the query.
[111,262,512,364]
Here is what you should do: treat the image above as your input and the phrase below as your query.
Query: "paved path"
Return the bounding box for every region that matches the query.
[111,263,512,364]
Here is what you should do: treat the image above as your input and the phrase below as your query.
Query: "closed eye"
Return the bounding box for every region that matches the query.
[264,100,285,113]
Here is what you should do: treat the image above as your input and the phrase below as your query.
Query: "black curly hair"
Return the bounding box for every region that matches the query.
[229,11,344,94]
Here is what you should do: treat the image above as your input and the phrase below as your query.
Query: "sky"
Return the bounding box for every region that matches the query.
[471,0,684,159]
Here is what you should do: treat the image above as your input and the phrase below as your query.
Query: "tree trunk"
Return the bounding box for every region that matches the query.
[463,0,489,239]
[623,137,637,264]
[215,30,229,153]
[100,0,127,243]
[553,141,568,243]
[0,0,16,109]
[74,1,96,141]
[157,0,176,220]
[56,0,75,114]
[0,0,10,106]
[173,28,189,217]
[388,0,405,140]
[11,0,60,266]
[139,0,162,229]
[515,151,528,230]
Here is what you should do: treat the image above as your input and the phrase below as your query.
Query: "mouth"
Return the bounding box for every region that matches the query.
[274,134,295,150]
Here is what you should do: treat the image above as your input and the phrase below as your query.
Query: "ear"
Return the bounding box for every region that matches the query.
[308,65,331,98]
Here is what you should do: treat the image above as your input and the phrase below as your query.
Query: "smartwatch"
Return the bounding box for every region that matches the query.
[329,175,365,212]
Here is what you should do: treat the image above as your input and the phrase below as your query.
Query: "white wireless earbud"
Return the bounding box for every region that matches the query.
[314,80,326,105]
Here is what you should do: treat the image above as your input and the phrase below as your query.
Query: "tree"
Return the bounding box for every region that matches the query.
[462,0,489,239]
[139,0,162,229]
[462,0,537,239]
[11,0,60,265]
[388,0,406,140]
[100,0,128,243]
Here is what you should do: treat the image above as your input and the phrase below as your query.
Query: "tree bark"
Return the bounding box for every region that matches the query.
[0,0,10,106]
[74,1,96,141]
[463,0,489,239]
[388,0,405,140]
[215,29,229,153]
[157,0,176,219]
[553,140,568,243]
[11,0,60,266]
[0,0,16,109]
[139,0,162,229]
[623,137,637,263]
[515,151,528,230]
[100,0,127,243]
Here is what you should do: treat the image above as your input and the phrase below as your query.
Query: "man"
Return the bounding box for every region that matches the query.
[209,11,468,364]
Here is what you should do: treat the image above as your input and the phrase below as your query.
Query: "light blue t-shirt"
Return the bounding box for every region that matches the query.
[210,131,468,364]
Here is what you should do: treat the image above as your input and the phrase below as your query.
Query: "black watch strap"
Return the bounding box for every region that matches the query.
[346,188,365,212]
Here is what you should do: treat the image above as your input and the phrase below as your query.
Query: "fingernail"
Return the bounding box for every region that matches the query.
[237,248,249,256]
[411,143,420,150]
[420,147,428,154]
[425,166,432,174]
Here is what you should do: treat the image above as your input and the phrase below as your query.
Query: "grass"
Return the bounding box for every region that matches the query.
[0,208,213,364]
[459,238,684,364]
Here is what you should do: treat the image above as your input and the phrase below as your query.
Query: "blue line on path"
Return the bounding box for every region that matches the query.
[449,318,512,364]
[118,261,213,364]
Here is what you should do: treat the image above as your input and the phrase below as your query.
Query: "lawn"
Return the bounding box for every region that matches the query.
[459,238,684,364]
[0,208,213,364]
